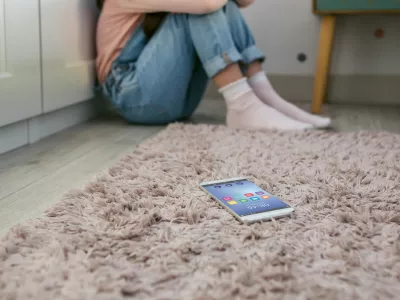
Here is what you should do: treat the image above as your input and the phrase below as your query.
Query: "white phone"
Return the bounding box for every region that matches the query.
[200,177,294,223]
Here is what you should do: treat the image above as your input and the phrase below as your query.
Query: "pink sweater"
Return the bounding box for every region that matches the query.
[96,0,252,83]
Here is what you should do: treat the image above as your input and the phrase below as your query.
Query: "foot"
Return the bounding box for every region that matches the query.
[226,91,314,131]
[265,96,332,129]
[302,113,332,129]
[249,72,332,129]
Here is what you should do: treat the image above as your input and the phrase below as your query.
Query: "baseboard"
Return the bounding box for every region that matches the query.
[205,75,400,105]
[28,100,98,144]
[0,121,29,155]
[0,100,98,155]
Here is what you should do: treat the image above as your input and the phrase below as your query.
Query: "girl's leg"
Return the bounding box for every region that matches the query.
[248,69,331,128]
[223,1,331,128]
[105,10,244,124]
[186,9,312,130]
[105,9,312,129]
[104,20,204,124]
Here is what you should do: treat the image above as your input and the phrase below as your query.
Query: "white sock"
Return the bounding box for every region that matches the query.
[248,72,332,129]
[219,78,313,131]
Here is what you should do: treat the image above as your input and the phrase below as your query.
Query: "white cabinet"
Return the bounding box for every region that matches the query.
[0,0,42,127]
[40,0,98,113]
[0,0,98,155]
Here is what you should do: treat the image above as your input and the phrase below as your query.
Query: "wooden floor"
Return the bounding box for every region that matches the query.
[0,99,399,235]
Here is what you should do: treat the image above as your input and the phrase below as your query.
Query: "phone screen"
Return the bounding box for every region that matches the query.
[203,179,291,217]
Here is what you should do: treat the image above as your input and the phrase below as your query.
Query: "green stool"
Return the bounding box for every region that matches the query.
[312,0,400,113]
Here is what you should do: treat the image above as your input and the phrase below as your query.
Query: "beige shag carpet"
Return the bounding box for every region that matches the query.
[1,124,400,300]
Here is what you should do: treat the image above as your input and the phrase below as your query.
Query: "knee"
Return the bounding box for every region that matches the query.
[186,2,227,20]
[186,0,239,25]
[197,0,229,14]
[225,0,241,17]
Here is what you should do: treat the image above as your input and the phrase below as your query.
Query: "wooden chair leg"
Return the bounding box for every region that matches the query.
[312,15,336,114]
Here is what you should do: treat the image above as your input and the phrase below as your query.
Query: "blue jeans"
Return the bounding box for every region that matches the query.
[102,1,265,124]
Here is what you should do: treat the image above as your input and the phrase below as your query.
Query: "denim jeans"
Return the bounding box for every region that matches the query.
[102,0,265,124]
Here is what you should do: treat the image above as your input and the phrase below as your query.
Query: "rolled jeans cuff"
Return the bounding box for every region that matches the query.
[241,45,265,65]
[202,47,243,78]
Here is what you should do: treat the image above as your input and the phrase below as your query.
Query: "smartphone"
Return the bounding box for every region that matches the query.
[200,177,294,223]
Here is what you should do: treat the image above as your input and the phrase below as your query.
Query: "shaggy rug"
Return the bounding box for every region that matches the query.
[1,124,400,300]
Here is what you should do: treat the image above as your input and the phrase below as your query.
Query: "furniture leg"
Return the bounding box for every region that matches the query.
[312,15,336,114]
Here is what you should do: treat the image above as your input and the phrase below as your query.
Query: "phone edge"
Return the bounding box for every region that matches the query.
[199,177,247,187]
[241,207,294,223]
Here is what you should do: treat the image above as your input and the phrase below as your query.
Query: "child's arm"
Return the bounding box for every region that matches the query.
[235,0,254,8]
[118,0,228,14]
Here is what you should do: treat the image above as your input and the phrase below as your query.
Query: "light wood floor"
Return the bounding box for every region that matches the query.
[1,99,399,235]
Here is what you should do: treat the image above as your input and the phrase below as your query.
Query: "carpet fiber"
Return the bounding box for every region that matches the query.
[1,124,400,300]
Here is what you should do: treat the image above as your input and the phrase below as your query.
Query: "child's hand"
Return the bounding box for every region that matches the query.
[235,0,255,8]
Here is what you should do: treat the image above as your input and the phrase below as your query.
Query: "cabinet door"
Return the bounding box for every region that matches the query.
[40,0,98,113]
[0,0,42,127]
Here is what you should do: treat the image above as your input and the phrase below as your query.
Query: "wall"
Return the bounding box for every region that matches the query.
[231,0,400,104]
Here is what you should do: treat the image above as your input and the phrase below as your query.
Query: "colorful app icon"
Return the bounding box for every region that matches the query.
[250,197,260,201]
[223,196,232,201]
[261,195,270,199]
[228,201,238,205]
[244,193,254,197]
[239,199,248,203]
[256,191,265,195]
